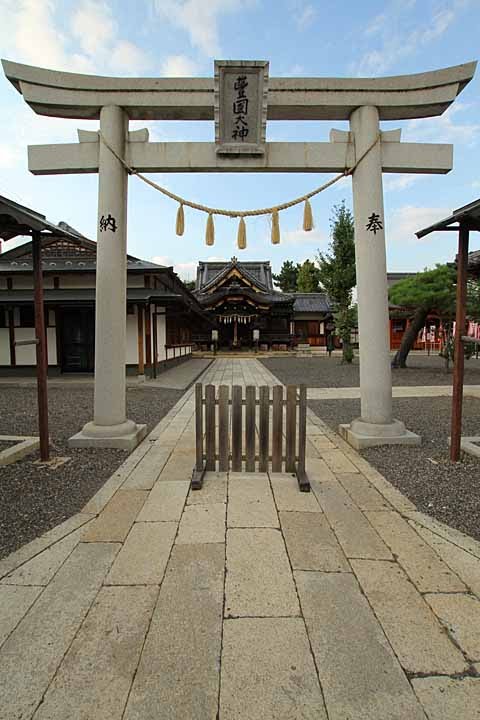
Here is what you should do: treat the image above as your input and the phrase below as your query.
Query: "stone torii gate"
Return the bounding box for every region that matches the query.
[2,59,476,450]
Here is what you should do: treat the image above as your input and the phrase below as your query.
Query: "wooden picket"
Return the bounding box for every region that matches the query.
[191,383,310,491]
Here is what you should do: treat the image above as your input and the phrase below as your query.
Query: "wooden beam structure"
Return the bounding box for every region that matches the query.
[450,223,470,461]
[32,231,49,461]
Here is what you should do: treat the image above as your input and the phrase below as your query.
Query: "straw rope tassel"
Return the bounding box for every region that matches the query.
[303,199,314,231]
[205,213,215,246]
[237,217,247,249]
[271,210,280,244]
[175,203,185,236]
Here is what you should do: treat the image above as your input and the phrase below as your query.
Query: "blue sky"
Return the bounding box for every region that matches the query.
[0,0,479,281]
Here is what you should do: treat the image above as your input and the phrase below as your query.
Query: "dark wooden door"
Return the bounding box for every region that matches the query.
[61,308,95,372]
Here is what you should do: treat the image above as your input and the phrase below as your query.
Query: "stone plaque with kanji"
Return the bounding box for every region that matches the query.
[214,60,269,155]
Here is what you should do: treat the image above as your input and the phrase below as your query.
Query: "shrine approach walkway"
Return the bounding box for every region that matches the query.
[1,358,480,719]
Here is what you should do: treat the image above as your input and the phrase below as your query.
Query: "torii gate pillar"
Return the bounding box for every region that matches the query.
[340,105,419,448]
[70,105,147,449]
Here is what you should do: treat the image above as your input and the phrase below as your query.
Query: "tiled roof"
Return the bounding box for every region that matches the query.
[292,293,332,312]
[196,258,274,291]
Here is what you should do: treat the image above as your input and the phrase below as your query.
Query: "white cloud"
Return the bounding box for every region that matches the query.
[70,0,116,58]
[1,0,149,75]
[151,255,226,280]
[296,3,316,30]
[387,205,451,245]
[403,103,480,147]
[161,54,199,77]
[281,228,328,247]
[384,174,430,192]
[152,0,256,56]
[352,0,467,76]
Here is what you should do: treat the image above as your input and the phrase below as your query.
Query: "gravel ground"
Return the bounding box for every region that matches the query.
[309,396,480,541]
[262,353,480,387]
[0,384,183,559]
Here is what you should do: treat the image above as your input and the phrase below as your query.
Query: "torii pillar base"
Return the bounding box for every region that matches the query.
[339,419,421,450]
[69,420,147,451]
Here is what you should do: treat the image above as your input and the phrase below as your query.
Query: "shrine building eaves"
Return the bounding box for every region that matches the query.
[2,59,476,121]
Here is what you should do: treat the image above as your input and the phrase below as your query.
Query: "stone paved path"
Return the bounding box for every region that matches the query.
[1,358,480,719]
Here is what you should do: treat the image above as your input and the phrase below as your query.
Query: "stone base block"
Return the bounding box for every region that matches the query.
[68,422,147,451]
[448,436,480,459]
[339,421,421,450]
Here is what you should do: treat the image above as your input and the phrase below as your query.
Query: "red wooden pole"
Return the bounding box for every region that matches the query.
[32,231,49,461]
[450,223,469,462]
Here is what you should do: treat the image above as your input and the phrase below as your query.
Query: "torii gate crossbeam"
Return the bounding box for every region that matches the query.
[2,59,476,450]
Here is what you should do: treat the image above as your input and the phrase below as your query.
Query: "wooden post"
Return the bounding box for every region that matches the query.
[205,384,216,471]
[32,231,49,461]
[245,385,256,472]
[137,304,144,375]
[152,307,158,378]
[286,385,297,472]
[259,385,269,472]
[298,385,307,476]
[231,385,242,471]
[8,307,15,367]
[145,305,152,371]
[218,385,229,471]
[450,223,469,461]
[272,385,283,472]
[195,384,203,472]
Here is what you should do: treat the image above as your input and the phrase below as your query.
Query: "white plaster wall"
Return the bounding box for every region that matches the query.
[126,312,138,364]
[156,308,166,361]
[0,328,10,364]
[14,328,57,365]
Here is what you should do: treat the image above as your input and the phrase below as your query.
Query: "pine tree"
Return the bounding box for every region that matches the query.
[389,264,457,368]
[317,201,356,362]
[297,259,321,292]
[272,260,299,292]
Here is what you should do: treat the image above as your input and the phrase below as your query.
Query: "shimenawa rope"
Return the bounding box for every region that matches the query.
[99,130,379,248]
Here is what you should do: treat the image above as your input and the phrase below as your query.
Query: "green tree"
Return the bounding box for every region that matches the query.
[389,264,457,368]
[297,259,321,292]
[272,260,299,292]
[317,201,356,363]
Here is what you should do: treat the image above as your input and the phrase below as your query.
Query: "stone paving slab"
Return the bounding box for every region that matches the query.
[0,542,119,720]
[124,544,224,720]
[0,585,42,647]
[157,452,196,482]
[82,490,148,543]
[123,446,172,490]
[406,511,480,559]
[225,528,299,617]
[270,474,323,512]
[0,512,93,580]
[366,511,466,592]
[106,522,177,585]
[280,511,350,572]
[228,475,279,527]
[321,449,359,474]
[136,481,189,522]
[412,677,480,720]
[295,571,426,720]
[4,360,480,720]
[412,523,480,598]
[220,617,327,719]
[187,472,227,505]
[336,472,392,511]
[425,592,480,662]
[352,559,468,675]
[312,479,392,559]
[33,586,157,720]
[175,503,226,544]
[1,527,83,586]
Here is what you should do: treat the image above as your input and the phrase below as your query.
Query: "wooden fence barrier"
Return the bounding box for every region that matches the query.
[192,383,310,492]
